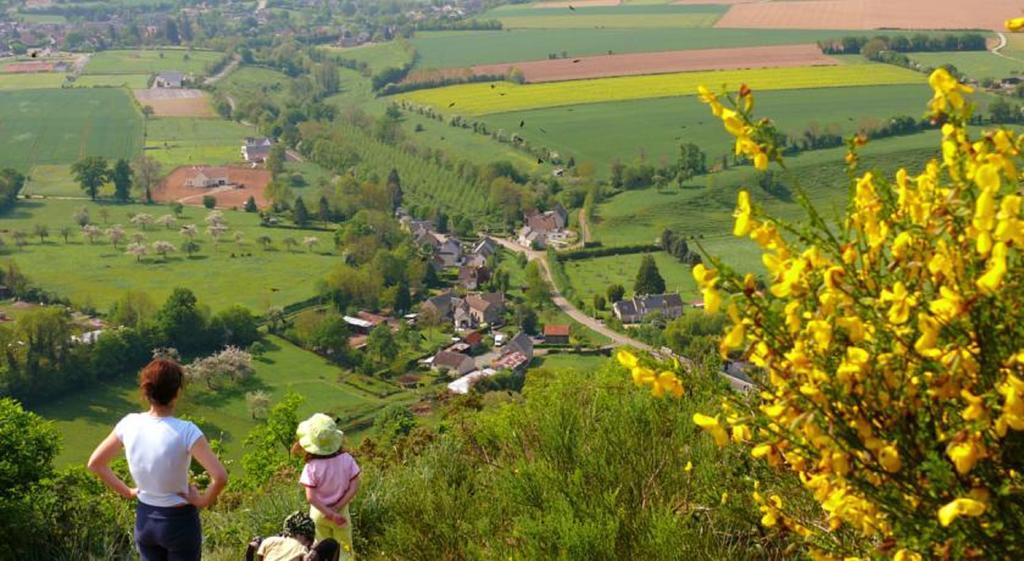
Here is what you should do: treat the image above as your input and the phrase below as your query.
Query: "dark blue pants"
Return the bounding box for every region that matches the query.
[135,502,202,561]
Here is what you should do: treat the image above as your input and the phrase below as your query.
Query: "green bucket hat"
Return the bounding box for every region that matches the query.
[296,413,344,456]
[283,511,315,540]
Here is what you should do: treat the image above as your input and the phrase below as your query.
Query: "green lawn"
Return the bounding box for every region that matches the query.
[908,51,1024,81]
[0,88,143,172]
[84,49,224,76]
[480,84,933,175]
[324,67,379,112]
[215,66,293,107]
[0,199,339,312]
[144,117,255,169]
[0,73,66,89]
[564,252,699,308]
[401,111,542,171]
[23,165,93,197]
[530,352,608,373]
[70,74,151,88]
[36,336,417,468]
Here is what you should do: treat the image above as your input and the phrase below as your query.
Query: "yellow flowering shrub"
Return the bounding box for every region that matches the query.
[624,53,1024,559]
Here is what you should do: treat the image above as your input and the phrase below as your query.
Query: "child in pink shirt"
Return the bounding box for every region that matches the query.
[295,414,361,560]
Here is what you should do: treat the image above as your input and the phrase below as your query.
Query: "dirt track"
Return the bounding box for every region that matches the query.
[715,0,1020,30]
[471,43,835,83]
[154,166,272,210]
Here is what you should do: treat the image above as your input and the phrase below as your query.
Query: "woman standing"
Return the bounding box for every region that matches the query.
[88,359,228,561]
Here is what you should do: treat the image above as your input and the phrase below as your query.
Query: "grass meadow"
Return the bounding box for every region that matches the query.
[398,63,924,115]
[0,88,142,171]
[0,199,338,312]
[144,117,255,169]
[321,41,415,73]
[22,165,88,197]
[481,84,933,175]
[0,73,66,89]
[71,74,151,88]
[84,49,224,75]
[483,3,726,29]
[401,111,542,171]
[908,51,1024,81]
[36,335,419,467]
[216,66,294,107]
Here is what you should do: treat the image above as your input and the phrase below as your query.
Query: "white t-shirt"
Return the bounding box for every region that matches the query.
[114,413,204,507]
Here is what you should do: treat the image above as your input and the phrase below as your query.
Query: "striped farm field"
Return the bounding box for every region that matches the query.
[398,63,924,115]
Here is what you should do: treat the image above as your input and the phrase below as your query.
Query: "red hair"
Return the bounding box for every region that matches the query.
[139,359,184,406]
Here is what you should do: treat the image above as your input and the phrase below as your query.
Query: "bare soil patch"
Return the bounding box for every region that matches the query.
[471,43,836,83]
[154,166,272,210]
[133,88,215,117]
[715,0,1020,31]
[674,0,752,4]
[534,0,620,7]
[4,61,55,73]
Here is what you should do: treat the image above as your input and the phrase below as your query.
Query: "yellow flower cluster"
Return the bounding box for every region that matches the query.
[671,63,1024,558]
[617,349,683,398]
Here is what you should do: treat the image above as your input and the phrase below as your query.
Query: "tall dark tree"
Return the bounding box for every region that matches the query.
[164,19,180,44]
[293,196,310,226]
[71,156,109,200]
[155,288,208,353]
[634,255,666,296]
[0,168,25,212]
[318,195,332,223]
[386,168,403,211]
[111,158,133,202]
[244,196,258,213]
[676,143,707,183]
[266,143,286,177]
[606,283,625,303]
[392,279,411,314]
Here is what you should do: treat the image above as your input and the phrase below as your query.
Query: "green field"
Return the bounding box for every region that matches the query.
[530,352,608,373]
[0,199,339,312]
[84,49,223,76]
[401,111,542,171]
[399,64,924,116]
[36,335,418,467]
[321,41,415,73]
[216,66,294,107]
[590,131,943,269]
[481,84,932,174]
[0,88,142,172]
[71,74,151,88]
[145,117,254,168]
[0,73,66,89]
[909,51,1024,80]
[412,29,968,69]
[17,13,67,23]
[484,3,725,29]
[564,251,699,306]
[22,165,89,197]
[325,67,378,111]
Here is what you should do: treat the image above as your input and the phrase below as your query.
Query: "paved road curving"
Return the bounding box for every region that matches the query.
[491,236,653,352]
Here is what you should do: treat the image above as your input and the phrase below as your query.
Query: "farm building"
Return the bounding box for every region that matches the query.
[613,293,685,324]
[154,71,184,88]
[183,167,229,188]
[543,324,570,345]
[447,368,497,395]
[432,350,476,376]
[241,137,274,163]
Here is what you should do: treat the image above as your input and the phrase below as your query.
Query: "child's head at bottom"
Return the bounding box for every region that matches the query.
[282,511,315,547]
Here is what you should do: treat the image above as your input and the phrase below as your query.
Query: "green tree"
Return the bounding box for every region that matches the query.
[386,168,403,211]
[525,260,548,307]
[267,143,286,177]
[243,196,258,213]
[366,324,398,365]
[108,290,156,329]
[110,158,133,202]
[633,255,666,296]
[514,303,538,335]
[0,398,59,500]
[131,155,161,203]
[32,224,48,244]
[317,195,332,224]
[292,196,309,226]
[71,156,109,200]
[155,288,208,353]
[676,143,707,183]
[209,305,260,347]
[239,392,304,488]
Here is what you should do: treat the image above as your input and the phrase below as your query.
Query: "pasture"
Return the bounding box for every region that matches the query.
[71,74,151,88]
[321,41,415,73]
[37,335,419,467]
[484,3,726,29]
[216,66,295,107]
[411,29,953,69]
[135,88,215,117]
[480,84,933,174]
[144,117,254,169]
[0,88,142,172]
[0,199,338,312]
[401,111,542,171]
[399,63,925,115]
[22,165,88,198]
[84,49,223,75]
[908,51,1024,81]
[0,72,65,89]
[564,251,699,305]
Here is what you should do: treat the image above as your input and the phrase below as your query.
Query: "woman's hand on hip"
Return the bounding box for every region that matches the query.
[179,484,212,509]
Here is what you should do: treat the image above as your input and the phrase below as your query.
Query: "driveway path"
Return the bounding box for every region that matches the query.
[203,54,240,86]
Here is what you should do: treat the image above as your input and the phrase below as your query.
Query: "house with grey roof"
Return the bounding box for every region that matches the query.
[613,293,685,324]
[154,71,184,88]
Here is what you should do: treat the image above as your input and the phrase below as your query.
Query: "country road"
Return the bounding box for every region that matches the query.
[491,236,654,351]
[203,54,240,86]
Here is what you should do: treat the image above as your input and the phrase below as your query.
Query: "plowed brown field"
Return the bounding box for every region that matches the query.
[715,0,1019,30]
[134,88,214,117]
[154,166,272,209]
[471,43,835,83]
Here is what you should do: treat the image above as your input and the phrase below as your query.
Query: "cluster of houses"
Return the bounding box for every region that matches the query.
[241,137,274,164]
[436,331,535,394]
[400,209,499,289]
[517,204,570,249]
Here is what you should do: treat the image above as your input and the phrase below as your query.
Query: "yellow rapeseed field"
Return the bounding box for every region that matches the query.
[399,64,925,116]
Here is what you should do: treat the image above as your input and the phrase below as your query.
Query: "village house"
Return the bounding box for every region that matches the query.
[431,350,476,377]
[612,293,685,324]
[518,204,569,249]
[241,137,274,163]
[154,71,184,88]
[458,265,490,290]
[506,332,534,361]
[492,332,534,372]
[543,324,570,345]
[454,292,504,329]
[420,291,456,321]
[183,167,229,188]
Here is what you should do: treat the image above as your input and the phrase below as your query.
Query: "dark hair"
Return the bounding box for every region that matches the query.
[139,359,184,406]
